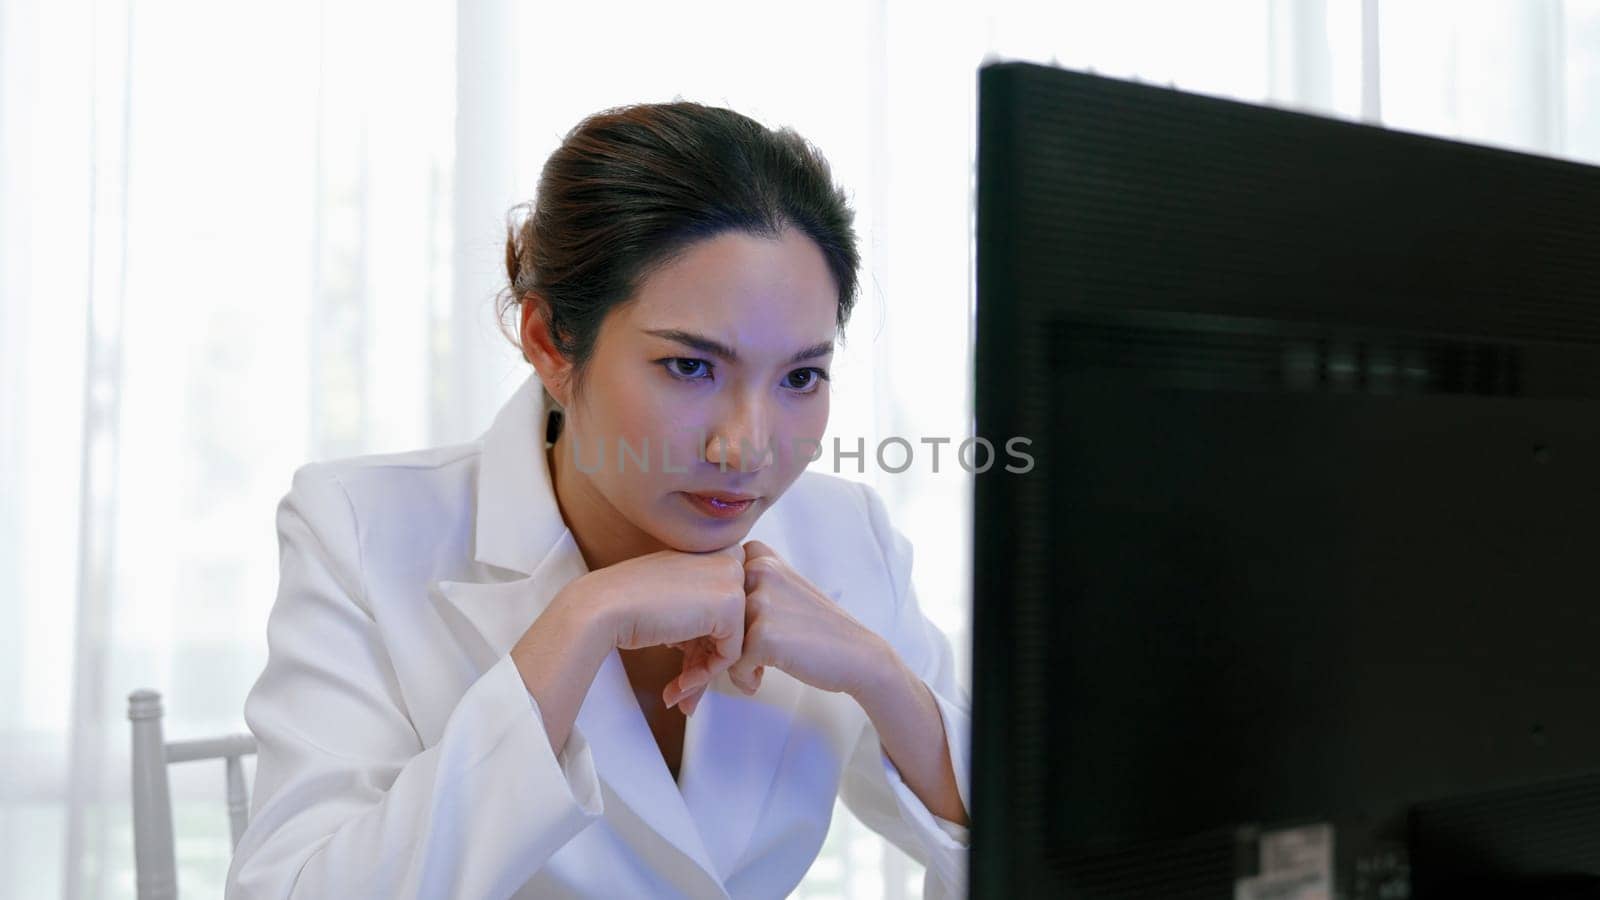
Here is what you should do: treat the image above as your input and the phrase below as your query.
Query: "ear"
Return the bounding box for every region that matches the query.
[519,294,574,407]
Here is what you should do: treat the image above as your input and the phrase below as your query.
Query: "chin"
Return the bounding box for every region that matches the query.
[660,525,754,554]
[648,504,761,554]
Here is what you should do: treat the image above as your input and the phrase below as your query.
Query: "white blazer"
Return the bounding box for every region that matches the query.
[224,373,972,900]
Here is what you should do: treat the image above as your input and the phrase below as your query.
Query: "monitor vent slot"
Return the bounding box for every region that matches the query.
[1045,318,1544,397]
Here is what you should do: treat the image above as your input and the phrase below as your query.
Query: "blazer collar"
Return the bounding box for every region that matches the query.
[431,373,805,893]
[472,373,566,576]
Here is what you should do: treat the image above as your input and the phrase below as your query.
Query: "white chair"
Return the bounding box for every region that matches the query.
[127,688,257,900]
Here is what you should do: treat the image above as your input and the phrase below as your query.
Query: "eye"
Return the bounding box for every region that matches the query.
[784,367,830,393]
[660,357,713,381]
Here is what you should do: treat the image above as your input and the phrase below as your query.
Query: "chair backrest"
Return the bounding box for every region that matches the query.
[127,689,257,900]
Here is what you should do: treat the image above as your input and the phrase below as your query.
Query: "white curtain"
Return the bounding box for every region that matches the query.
[3,1,1597,897]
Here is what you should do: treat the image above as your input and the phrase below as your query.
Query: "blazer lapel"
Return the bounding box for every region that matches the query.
[429,537,583,675]
[677,667,806,881]
[434,562,727,893]
[428,374,728,894]
[573,649,724,887]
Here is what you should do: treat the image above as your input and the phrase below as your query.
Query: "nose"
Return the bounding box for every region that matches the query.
[703,394,774,473]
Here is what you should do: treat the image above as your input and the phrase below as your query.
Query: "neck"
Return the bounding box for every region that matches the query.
[546,420,666,571]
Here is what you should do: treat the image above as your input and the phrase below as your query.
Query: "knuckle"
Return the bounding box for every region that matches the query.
[746,619,770,646]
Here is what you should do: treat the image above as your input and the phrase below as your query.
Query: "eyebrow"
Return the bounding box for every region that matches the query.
[643,328,835,365]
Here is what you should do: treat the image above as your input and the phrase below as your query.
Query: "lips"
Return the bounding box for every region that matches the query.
[688,491,759,503]
[681,491,759,520]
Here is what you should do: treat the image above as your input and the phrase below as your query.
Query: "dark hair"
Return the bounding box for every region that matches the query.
[498,101,861,401]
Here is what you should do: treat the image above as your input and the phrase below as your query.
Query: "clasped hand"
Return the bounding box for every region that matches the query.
[585,539,893,718]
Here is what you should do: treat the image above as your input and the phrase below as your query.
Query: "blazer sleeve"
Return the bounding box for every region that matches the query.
[225,464,605,900]
[837,481,972,900]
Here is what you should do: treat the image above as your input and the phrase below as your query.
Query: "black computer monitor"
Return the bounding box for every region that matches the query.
[971,61,1600,900]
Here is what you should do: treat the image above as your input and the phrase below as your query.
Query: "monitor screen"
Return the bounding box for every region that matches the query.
[971,60,1600,900]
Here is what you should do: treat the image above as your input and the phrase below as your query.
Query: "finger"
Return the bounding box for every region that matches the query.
[705,599,745,680]
[665,679,705,710]
[666,642,716,699]
[745,665,764,695]
[715,541,747,567]
[742,539,778,565]
[664,650,713,705]
[680,685,707,716]
[663,671,692,708]
[727,638,765,695]
[668,660,713,698]
[742,540,787,593]
[728,663,765,696]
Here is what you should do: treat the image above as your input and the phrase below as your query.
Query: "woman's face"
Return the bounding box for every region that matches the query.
[548,227,838,555]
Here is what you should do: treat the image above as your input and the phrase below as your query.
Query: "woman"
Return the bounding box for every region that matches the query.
[225,101,970,900]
